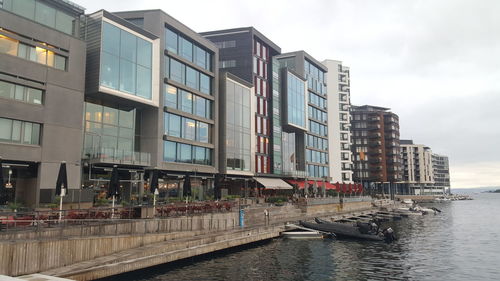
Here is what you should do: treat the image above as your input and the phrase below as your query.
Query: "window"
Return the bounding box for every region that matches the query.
[165,84,178,108]
[197,121,209,143]
[165,28,178,54]
[2,0,75,35]
[195,46,207,69]
[100,22,153,99]
[200,73,210,94]
[0,117,40,145]
[214,40,236,49]
[186,66,199,89]
[180,90,193,113]
[164,141,176,162]
[179,37,193,61]
[194,95,206,118]
[165,113,181,137]
[0,80,42,104]
[182,118,196,140]
[163,141,212,165]
[220,60,236,68]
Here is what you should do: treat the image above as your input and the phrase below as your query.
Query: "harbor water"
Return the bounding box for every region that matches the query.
[99,193,500,281]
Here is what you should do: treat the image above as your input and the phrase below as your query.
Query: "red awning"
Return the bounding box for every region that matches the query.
[286,180,305,188]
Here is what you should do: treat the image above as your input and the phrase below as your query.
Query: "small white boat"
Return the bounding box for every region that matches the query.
[281,230,324,239]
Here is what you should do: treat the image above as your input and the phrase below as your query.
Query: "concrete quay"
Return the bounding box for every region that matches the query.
[1,199,380,280]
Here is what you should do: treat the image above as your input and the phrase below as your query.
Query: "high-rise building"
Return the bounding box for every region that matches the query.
[322,59,353,183]
[0,0,86,207]
[400,140,435,195]
[351,105,402,185]
[432,153,450,195]
[276,51,330,182]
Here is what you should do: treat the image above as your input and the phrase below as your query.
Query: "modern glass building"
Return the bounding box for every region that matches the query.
[0,0,86,207]
[115,9,219,201]
[81,10,159,203]
[277,51,330,182]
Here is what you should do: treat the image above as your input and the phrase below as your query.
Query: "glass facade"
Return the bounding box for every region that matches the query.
[164,27,212,71]
[271,58,282,174]
[225,78,251,171]
[83,102,136,156]
[165,57,212,95]
[286,71,306,128]
[0,117,40,145]
[1,0,76,35]
[303,58,328,179]
[164,113,211,143]
[0,33,67,70]
[0,80,42,104]
[164,84,212,119]
[163,140,212,165]
[100,21,153,100]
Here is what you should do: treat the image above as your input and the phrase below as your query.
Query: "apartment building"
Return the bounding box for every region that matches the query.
[322,59,353,183]
[351,105,402,186]
[400,140,435,195]
[0,0,86,207]
[432,153,450,195]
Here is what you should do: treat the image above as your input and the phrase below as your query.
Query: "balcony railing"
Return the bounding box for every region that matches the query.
[283,170,308,178]
[83,147,151,166]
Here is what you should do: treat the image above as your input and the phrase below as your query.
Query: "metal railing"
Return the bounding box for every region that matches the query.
[83,147,151,166]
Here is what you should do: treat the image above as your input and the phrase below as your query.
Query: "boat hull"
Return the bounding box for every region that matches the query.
[299,220,384,241]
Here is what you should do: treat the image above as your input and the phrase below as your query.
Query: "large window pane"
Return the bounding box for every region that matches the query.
[164,141,176,162]
[119,58,136,94]
[169,58,184,84]
[165,28,178,54]
[200,73,210,94]
[11,120,22,142]
[26,88,42,104]
[55,12,74,35]
[166,113,181,137]
[100,52,120,89]
[119,109,134,128]
[103,107,118,125]
[0,35,18,56]
[12,0,35,20]
[35,1,56,28]
[136,65,151,99]
[0,81,15,99]
[178,143,192,163]
[180,90,192,113]
[85,103,102,122]
[102,22,120,55]
[182,118,196,140]
[120,30,137,63]
[31,123,40,144]
[194,146,205,165]
[195,46,206,69]
[194,95,206,118]
[137,38,152,68]
[14,85,24,101]
[165,84,177,108]
[23,122,33,144]
[179,37,193,61]
[0,118,13,141]
[185,66,199,90]
[197,122,209,143]
[54,54,66,70]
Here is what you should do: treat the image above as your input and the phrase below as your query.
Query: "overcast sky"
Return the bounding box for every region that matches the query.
[80,0,500,188]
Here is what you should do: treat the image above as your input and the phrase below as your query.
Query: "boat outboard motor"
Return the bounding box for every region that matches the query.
[382,227,397,243]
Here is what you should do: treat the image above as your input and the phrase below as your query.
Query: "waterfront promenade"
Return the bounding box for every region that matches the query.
[0,197,379,280]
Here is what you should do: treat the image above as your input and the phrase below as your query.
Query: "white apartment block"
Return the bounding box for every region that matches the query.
[323,59,353,183]
[400,140,444,194]
[432,153,451,195]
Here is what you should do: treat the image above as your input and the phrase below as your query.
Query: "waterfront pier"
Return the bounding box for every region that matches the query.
[0,198,380,280]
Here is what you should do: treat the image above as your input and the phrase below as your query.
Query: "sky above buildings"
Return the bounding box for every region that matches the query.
[80,0,500,188]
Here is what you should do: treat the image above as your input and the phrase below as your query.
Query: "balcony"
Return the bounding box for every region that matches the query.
[369,149,383,155]
[369,141,382,147]
[369,157,382,163]
[83,147,151,166]
[368,124,381,130]
[368,132,382,139]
